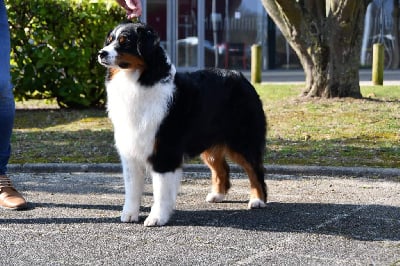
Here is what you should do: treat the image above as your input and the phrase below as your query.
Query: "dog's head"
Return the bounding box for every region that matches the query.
[98,21,160,72]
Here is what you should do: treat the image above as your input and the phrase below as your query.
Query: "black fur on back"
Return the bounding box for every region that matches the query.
[148,68,267,174]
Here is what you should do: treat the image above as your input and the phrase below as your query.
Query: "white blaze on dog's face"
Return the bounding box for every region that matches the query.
[98,23,148,73]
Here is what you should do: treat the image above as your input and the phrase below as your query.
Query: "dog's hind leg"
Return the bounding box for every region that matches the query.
[120,158,146,223]
[201,146,231,203]
[144,168,182,227]
[226,149,267,209]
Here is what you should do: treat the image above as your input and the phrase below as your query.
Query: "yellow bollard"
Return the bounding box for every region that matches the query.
[372,43,384,85]
[251,44,262,84]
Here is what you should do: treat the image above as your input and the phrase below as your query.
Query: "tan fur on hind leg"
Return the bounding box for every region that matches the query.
[226,148,267,208]
[201,146,231,203]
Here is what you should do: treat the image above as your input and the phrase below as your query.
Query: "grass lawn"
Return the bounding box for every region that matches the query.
[11,84,400,168]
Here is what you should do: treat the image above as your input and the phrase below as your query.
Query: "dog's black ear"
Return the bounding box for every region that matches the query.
[136,25,160,59]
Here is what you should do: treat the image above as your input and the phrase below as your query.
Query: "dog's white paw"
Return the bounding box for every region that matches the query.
[248,198,266,209]
[144,211,170,227]
[206,192,225,203]
[121,208,139,223]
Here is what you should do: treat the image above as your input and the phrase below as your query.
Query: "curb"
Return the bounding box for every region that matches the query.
[8,163,400,179]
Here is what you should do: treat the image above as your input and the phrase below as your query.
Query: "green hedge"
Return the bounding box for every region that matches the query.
[6,0,125,108]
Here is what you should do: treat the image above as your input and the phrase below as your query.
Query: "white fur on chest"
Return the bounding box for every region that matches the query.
[106,69,175,163]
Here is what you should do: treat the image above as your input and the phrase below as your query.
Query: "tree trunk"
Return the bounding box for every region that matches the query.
[261,0,371,98]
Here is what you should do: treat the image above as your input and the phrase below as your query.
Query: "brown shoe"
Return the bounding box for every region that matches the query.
[0,175,27,210]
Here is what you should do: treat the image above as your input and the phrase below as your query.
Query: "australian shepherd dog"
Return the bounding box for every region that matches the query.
[98,21,267,226]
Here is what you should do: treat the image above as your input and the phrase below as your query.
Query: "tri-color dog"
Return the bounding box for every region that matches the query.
[98,21,267,226]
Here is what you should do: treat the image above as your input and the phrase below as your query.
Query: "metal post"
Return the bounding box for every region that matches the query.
[372,43,384,85]
[251,44,262,84]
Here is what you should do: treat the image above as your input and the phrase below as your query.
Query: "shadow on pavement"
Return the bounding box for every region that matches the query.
[2,201,398,242]
[172,202,400,241]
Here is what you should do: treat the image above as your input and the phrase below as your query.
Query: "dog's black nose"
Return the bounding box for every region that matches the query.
[98,50,108,59]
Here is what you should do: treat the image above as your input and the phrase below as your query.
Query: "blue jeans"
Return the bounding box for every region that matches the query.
[0,0,14,175]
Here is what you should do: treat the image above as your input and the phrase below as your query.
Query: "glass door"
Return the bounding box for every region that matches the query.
[176,0,198,68]
[146,0,205,70]
[145,0,167,51]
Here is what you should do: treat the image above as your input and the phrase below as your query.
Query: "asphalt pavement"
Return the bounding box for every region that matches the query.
[1,167,400,265]
[2,69,399,265]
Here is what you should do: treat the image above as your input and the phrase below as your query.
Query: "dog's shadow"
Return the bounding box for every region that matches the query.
[171,201,400,241]
[2,201,399,242]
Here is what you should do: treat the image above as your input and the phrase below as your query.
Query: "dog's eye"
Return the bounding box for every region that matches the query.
[119,36,127,44]
[107,36,113,44]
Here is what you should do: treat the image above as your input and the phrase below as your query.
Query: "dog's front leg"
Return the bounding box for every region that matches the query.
[120,158,145,223]
[144,168,182,227]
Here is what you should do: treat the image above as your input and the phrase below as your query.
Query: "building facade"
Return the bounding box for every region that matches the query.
[140,0,400,71]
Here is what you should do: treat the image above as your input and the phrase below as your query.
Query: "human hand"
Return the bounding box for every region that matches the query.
[116,0,142,19]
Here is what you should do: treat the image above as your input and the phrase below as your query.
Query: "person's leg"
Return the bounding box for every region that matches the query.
[0,0,14,175]
[0,0,27,209]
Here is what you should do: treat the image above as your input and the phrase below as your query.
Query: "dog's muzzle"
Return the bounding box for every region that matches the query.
[98,49,110,66]
[98,50,108,59]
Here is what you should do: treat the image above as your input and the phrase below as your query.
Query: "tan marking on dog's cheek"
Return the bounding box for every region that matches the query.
[108,68,121,80]
[116,54,146,72]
